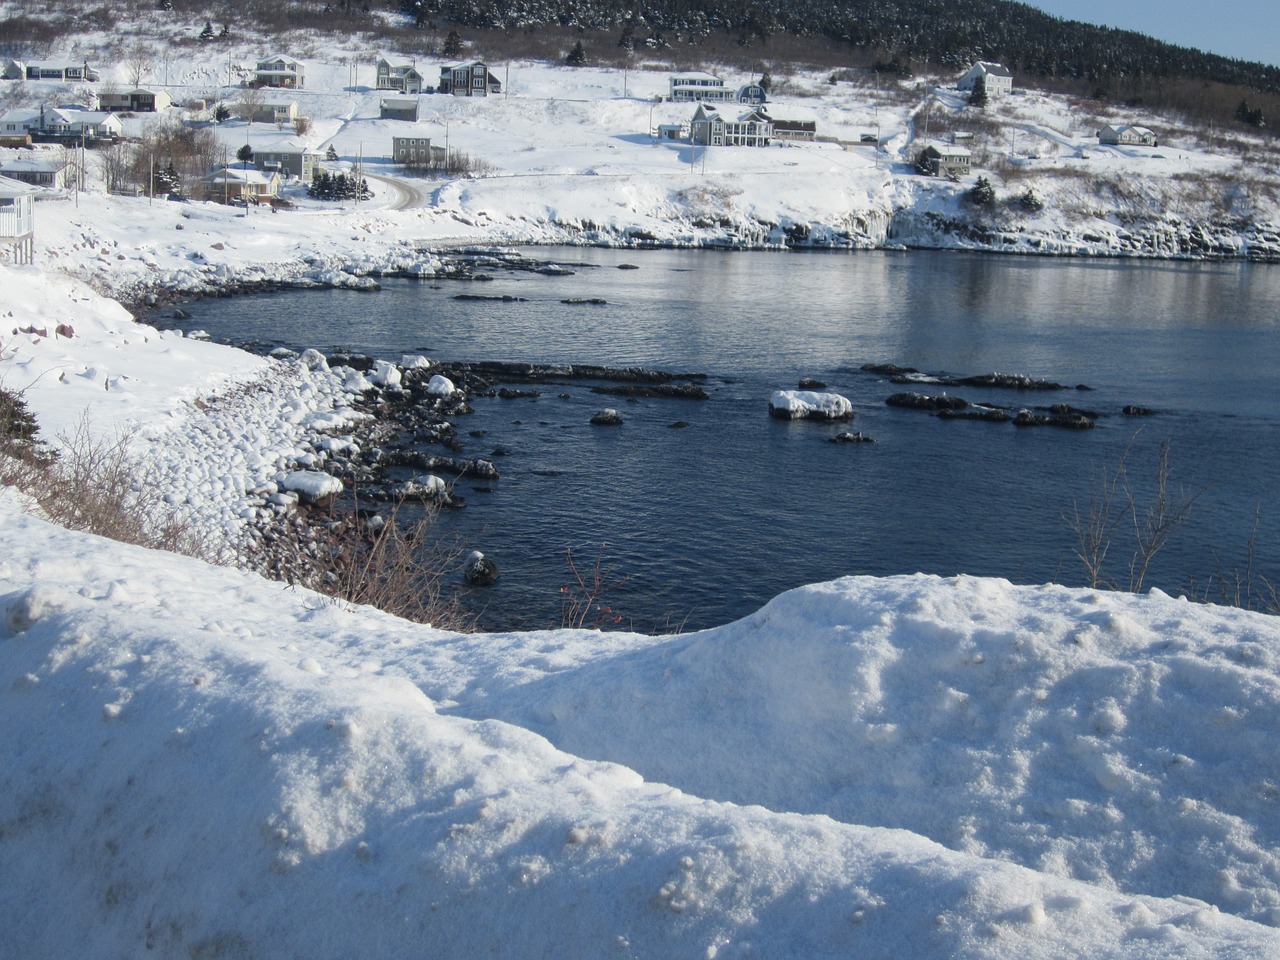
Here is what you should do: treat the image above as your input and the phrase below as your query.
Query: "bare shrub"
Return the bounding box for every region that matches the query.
[256,497,475,631]
[561,544,628,629]
[1,389,200,555]
[1066,436,1200,593]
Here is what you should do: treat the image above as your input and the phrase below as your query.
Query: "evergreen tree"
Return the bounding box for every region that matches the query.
[154,161,180,196]
[759,69,773,94]
[236,143,253,163]
[914,148,934,176]
[617,24,635,52]
[442,30,463,58]
[218,23,230,39]
[969,74,988,109]
[1018,187,1044,212]
[213,103,230,123]
[967,175,996,206]
[565,40,587,67]
[325,144,338,161]
[199,20,214,40]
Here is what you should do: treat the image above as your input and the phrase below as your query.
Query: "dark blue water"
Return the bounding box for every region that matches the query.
[168,248,1280,632]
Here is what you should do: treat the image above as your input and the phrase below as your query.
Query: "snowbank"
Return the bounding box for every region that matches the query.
[4,494,1280,959]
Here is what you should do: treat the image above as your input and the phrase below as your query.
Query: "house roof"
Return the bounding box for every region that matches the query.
[201,164,279,185]
[771,119,817,132]
[48,108,120,126]
[0,108,40,124]
[0,157,72,173]
[0,174,37,196]
[257,54,301,67]
[377,53,418,71]
[26,59,90,70]
[380,97,420,107]
[671,71,722,82]
[973,61,1012,78]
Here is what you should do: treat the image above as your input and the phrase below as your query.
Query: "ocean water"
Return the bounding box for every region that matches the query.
[167,247,1280,632]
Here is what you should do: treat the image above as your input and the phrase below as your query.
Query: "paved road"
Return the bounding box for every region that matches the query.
[364,172,435,210]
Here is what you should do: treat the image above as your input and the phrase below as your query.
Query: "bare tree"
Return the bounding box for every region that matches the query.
[126,42,151,88]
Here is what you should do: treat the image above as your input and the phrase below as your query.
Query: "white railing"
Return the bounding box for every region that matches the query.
[0,200,34,238]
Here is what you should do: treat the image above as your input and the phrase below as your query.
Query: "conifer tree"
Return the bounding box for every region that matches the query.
[442,30,463,58]
[565,41,587,67]
[969,74,988,109]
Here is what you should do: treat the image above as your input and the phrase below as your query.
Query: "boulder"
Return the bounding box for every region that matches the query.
[463,550,500,586]
[591,409,624,426]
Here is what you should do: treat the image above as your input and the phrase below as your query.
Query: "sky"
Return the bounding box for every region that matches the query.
[1024,0,1278,66]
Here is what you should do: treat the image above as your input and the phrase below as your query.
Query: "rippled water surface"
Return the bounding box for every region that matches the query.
[170,248,1280,631]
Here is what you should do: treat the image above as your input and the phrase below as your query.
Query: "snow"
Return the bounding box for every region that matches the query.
[2,21,1280,959]
[769,389,855,420]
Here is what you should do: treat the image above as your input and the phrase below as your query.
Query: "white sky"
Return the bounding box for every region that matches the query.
[1024,0,1279,67]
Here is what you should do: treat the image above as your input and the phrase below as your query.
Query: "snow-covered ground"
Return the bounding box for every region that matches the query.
[4,20,1280,957]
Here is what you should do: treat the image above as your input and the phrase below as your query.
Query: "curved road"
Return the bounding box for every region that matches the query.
[364,172,436,211]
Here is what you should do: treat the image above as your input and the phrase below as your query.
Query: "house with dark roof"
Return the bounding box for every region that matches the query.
[438,62,501,97]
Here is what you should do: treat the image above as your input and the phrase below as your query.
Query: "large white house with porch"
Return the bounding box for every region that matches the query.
[0,175,36,264]
[254,54,305,89]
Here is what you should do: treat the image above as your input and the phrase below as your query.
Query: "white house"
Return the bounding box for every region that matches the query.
[1098,124,1158,146]
[958,61,1013,98]
[669,73,767,104]
[0,107,40,136]
[0,156,75,189]
[254,54,305,89]
[22,107,125,141]
[689,103,772,147]
[0,174,36,264]
[196,163,280,203]
[2,59,25,80]
[375,54,426,94]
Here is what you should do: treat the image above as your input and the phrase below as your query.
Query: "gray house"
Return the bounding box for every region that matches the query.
[380,97,420,121]
[919,143,972,177]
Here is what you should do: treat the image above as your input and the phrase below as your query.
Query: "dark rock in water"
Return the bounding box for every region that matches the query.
[617,263,640,270]
[886,391,968,411]
[562,298,608,305]
[498,387,541,399]
[1049,403,1099,419]
[1013,409,1095,429]
[1123,405,1158,416]
[957,373,1070,391]
[454,294,528,302]
[172,308,192,320]
[591,408,624,426]
[862,363,919,376]
[829,431,875,443]
[669,421,690,429]
[469,430,487,437]
[326,352,375,372]
[590,383,709,400]
[381,451,500,478]
[490,447,508,457]
[799,377,827,390]
[463,550,500,586]
[937,405,1012,423]
[558,392,571,399]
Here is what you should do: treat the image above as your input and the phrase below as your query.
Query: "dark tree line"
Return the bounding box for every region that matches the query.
[396,0,1280,98]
